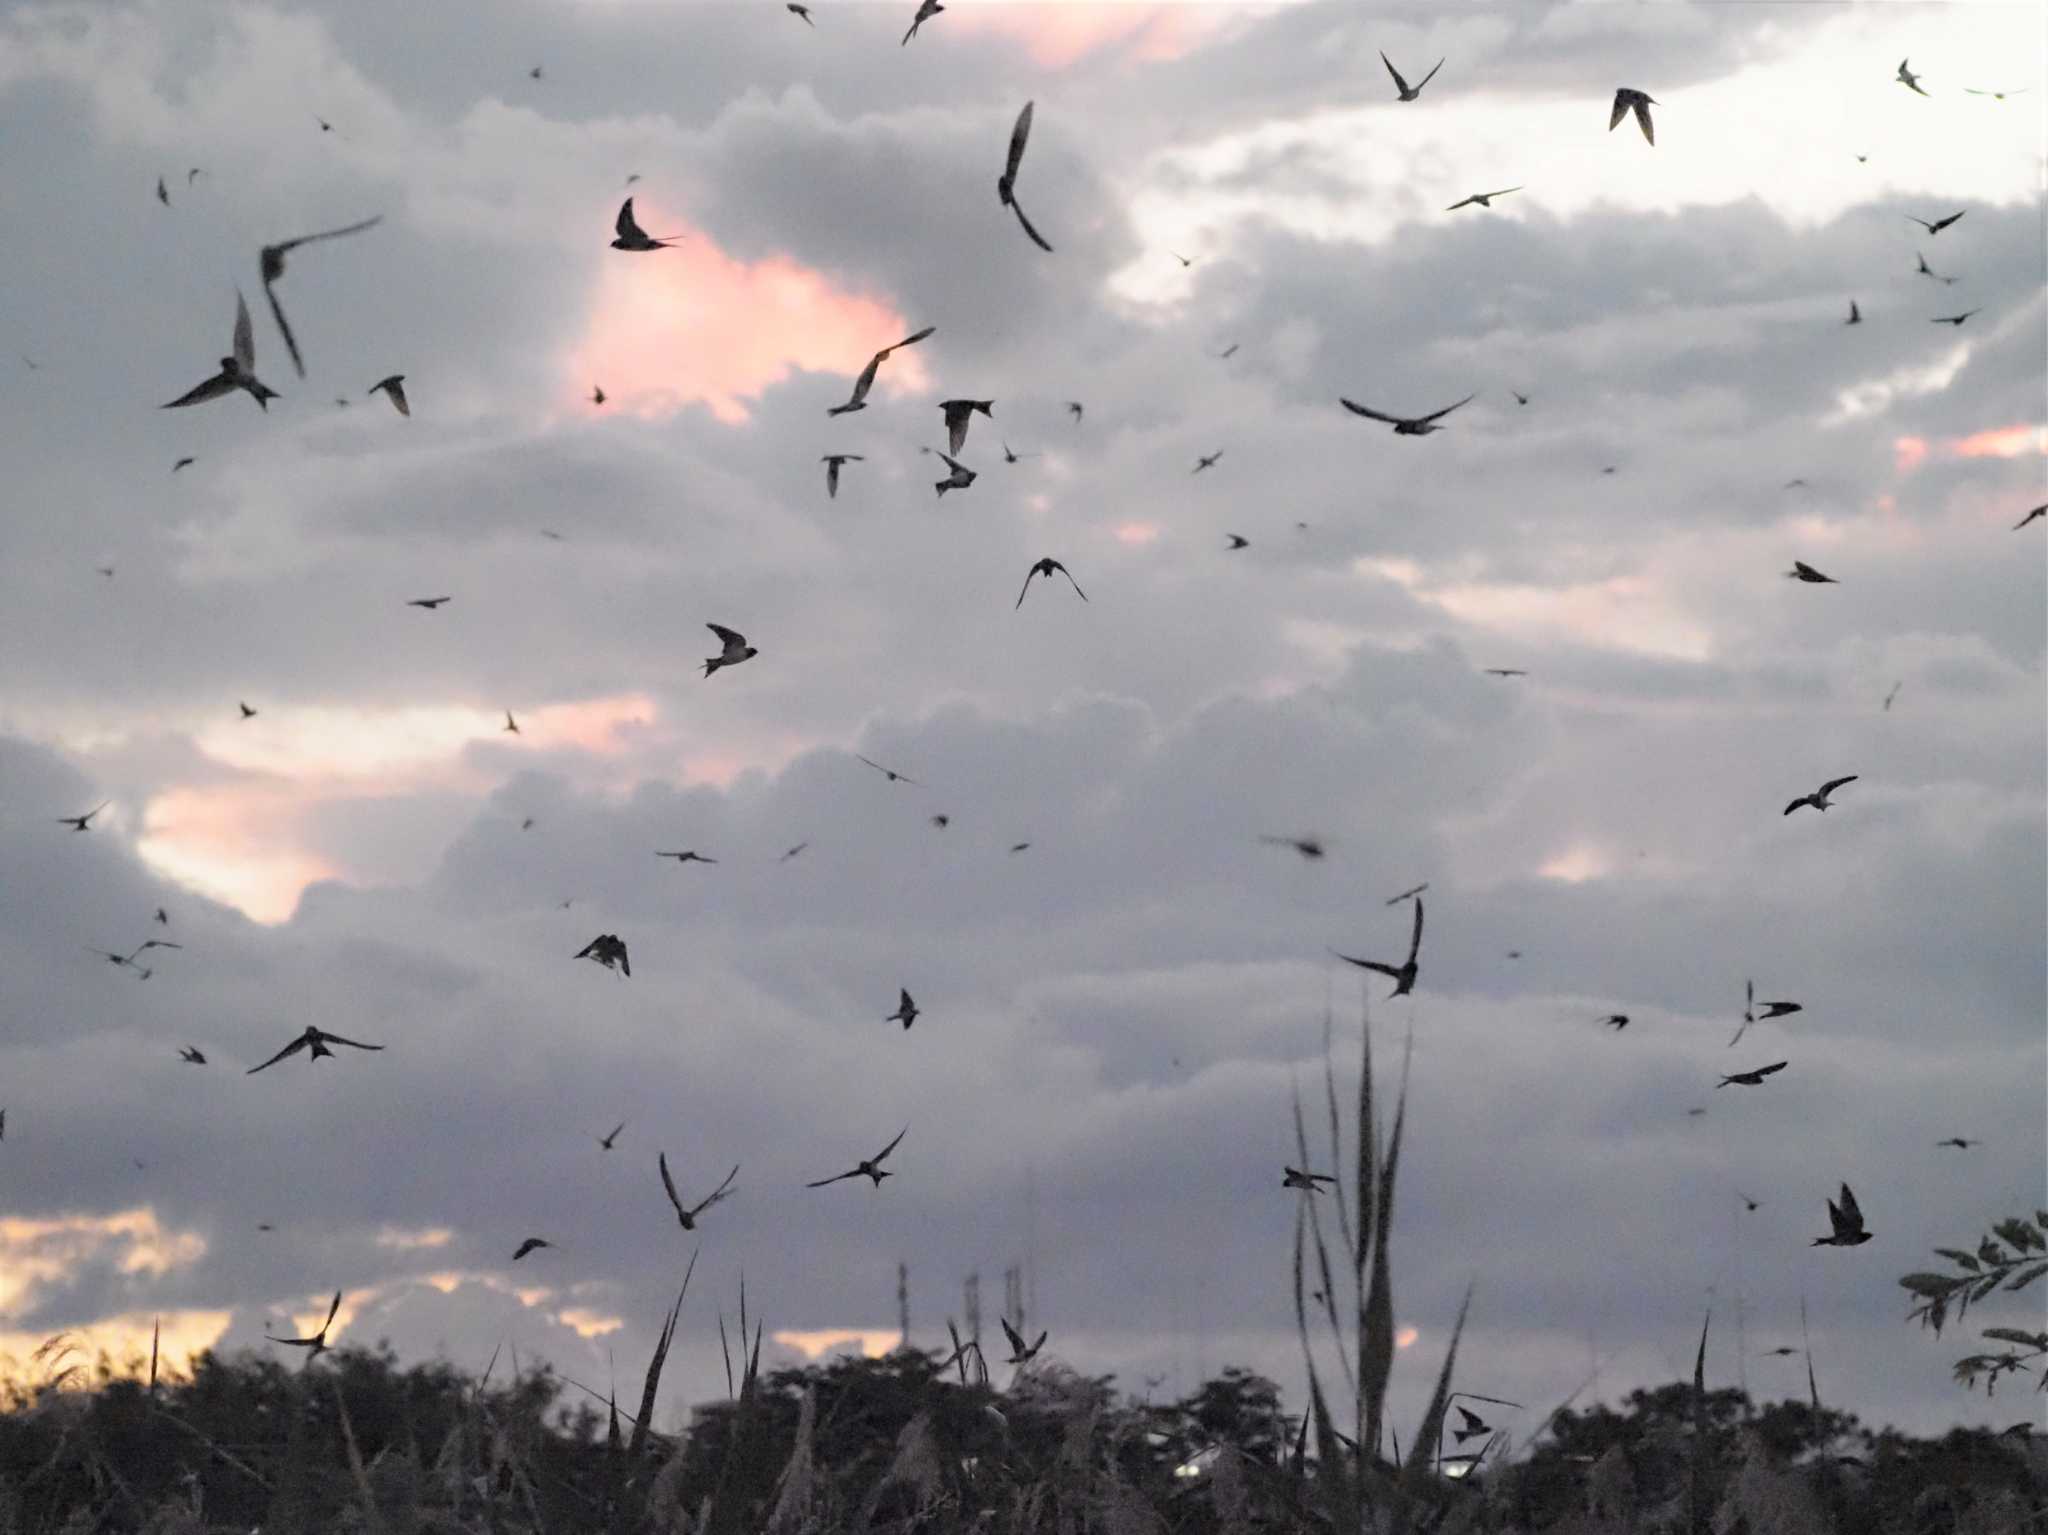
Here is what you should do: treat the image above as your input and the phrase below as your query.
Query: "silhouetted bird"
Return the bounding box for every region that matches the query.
[1260,835,1324,860]
[58,803,109,831]
[599,1121,625,1150]
[1282,1166,1335,1192]
[173,457,196,471]
[1963,85,2028,99]
[901,0,943,45]
[941,398,994,455]
[822,453,864,498]
[162,292,278,411]
[1452,1406,1494,1444]
[610,198,682,250]
[246,1026,385,1073]
[703,624,756,677]
[655,850,717,865]
[239,702,258,719]
[856,754,920,785]
[575,934,630,976]
[178,1046,206,1064]
[659,1155,738,1229]
[1717,1061,1788,1088]
[1914,250,1957,283]
[1225,534,1249,550]
[1845,300,1862,325]
[1895,59,1929,96]
[1931,309,1981,326]
[1340,393,1475,435]
[267,1291,342,1355]
[887,989,919,1029]
[1601,1015,1629,1031]
[1384,882,1428,906]
[1067,401,1084,423]
[2013,505,2045,529]
[369,374,410,415]
[1935,1137,1979,1149]
[1484,668,1527,677]
[1446,187,1520,211]
[512,1238,552,1260]
[827,326,934,416]
[996,102,1053,252]
[1610,88,1657,144]
[1000,1318,1047,1363]
[1380,51,1443,101]
[591,384,606,404]
[261,216,383,376]
[503,711,519,734]
[933,451,977,497]
[406,596,452,610]
[1016,557,1086,608]
[1786,560,1836,583]
[1332,898,1425,996]
[1906,210,1964,236]
[807,1126,907,1187]
[787,2,813,23]
[1784,775,1857,816]
[1811,1183,1871,1246]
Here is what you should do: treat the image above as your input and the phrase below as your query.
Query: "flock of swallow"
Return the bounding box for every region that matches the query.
[27,22,2044,1373]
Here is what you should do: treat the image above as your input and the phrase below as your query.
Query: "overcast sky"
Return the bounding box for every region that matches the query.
[0,0,2042,1443]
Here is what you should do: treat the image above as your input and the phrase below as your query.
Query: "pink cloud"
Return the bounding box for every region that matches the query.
[1892,436,1929,475]
[568,208,929,423]
[1893,423,2046,475]
[945,4,1228,68]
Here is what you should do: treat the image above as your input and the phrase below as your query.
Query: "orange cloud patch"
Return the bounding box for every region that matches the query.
[570,211,929,423]
[1947,423,2048,459]
[1892,436,1929,475]
[772,1327,902,1361]
[1114,521,1161,546]
[947,4,1227,68]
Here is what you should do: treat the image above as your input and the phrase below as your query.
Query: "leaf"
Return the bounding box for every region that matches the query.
[1970,1273,2005,1304]
[1898,1272,1958,1297]
[1995,1219,2042,1254]
[1979,1238,2011,1266]
[1934,1247,1982,1272]
[2005,1262,2048,1293]
[1981,1328,2048,1350]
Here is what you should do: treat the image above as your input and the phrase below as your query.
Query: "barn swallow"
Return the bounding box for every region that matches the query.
[1914,250,1957,284]
[1895,59,1929,96]
[1000,1318,1046,1363]
[1784,776,1856,815]
[1016,557,1086,608]
[822,453,864,498]
[1446,187,1520,211]
[1193,450,1224,473]
[406,596,452,609]
[1067,401,1083,423]
[932,451,977,497]
[590,384,607,405]
[1882,681,1902,710]
[173,457,196,472]
[598,1121,625,1150]
[826,326,934,415]
[239,702,258,719]
[886,989,919,1029]
[1845,300,1862,325]
[267,1291,342,1355]
[1754,1000,1802,1020]
[260,217,384,376]
[1609,89,1656,144]
[1384,882,1428,906]
[930,814,950,829]
[1282,1166,1335,1191]
[369,375,410,415]
[245,1026,386,1073]
[1811,1183,1870,1246]
[703,624,757,677]
[1738,1191,1761,1211]
[575,934,630,976]
[856,755,920,785]
[1009,841,1031,854]
[1758,1347,1801,1358]
[1510,390,1529,405]
[781,842,809,862]
[156,176,170,207]
[1217,343,1239,359]
[654,850,717,864]
[162,292,279,411]
[996,102,1053,252]
[1931,309,1981,326]
[1225,534,1249,550]
[787,2,813,23]
[503,711,519,734]
[1339,393,1475,435]
[1001,442,1035,464]
[1260,835,1325,860]
[658,1154,738,1230]
[1717,1061,1788,1088]
[1963,86,2028,100]
[1451,1405,1494,1444]
[178,1046,206,1064]
[1906,210,1964,236]
[155,909,169,925]
[901,0,943,45]
[1484,668,1527,677]
[1935,1137,1979,1149]
[941,399,994,455]
[807,1126,907,1187]
[1786,560,1836,583]
[2014,505,2046,529]
[1600,1015,1629,1030]
[610,198,683,251]
[512,1238,552,1261]
[1332,898,1425,996]
[59,802,110,831]
[1381,51,1444,101]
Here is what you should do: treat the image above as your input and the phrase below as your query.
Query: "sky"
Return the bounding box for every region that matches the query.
[0,0,2043,1445]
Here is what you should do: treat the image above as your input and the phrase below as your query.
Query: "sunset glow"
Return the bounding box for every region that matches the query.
[771,1327,902,1361]
[947,3,1228,68]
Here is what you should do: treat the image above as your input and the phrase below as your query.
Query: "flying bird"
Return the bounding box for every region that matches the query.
[1000,1318,1046,1364]
[1380,51,1443,101]
[512,1238,552,1260]
[901,0,943,45]
[502,711,519,734]
[2013,505,2046,529]
[1936,1137,1979,1149]
[368,375,410,415]
[1914,250,1957,284]
[1446,187,1520,211]
[1609,88,1657,144]
[826,326,934,415]
[267,1291,342,1355]
[575,934,630,976]
[1339,393,1476,435]
[172,457,195,472]
[1738,1192,1762,1212]
[1717,1061,1788,1088]
[238,702,258,719]
[1384,882,1428,906]
[246,1026,385,1074]
[807,1126,908,1188]
[822,453,864,498]
[1783,775,1857,816]
[1882,681,1902,711]
[591,385,606,405]
[1811,1183,1871,1246]
[1009,841,1031,854]
[1845,300,1862,325]
[1786,560,1837,583]
[1015,557,1086,609]
[787,2,813,22]
[932,451,977,497]
[1906,211,1965,236]
[1192,450,1223,473]
[1259,835,1325,860]
[1484,668,1527,678]
[886,989,919,1029]
[155,908,169,925]
[1451,1406,1494,1445]
[260,216,384,377]
[155,176,170,207]
[1963,86,2028,99]
[598,1121,625,1150]
[1895,58,1929,96]
[178,1046,206,1064]
[162,291,279,411]
[406,596,452,610]
[654,850,717,865]
[1331,897,1425,997]
[1930,309,1981,326]
[1600,1015,1629,1031]
[610,198,683,251]
[57,803,110,832]
[1510,390,1529,405]
[1282,1166,1336,1191]
[1754,999,1803,1020]
[929,813,950,830]
[1000,442,1036,464]
[529,65,543,80]
[997,102,1053,252]
[940,399,994,455]
[702,623,757,677]
[856,755,920,785]
[658,1155,738,1230]
[1067,401,1084,423]
[1217,343,1240,359]
[1758,1347,1802,1359]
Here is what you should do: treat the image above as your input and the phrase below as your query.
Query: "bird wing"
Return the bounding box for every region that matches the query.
[232,291,256,372]
[707,623,745,647]
[1338,399,1400,424]
[1608,93,1629,131]
[162,372,238,409]
[514,1239,546,1259]
[1015,566,1040,609]
[318,1290,342,1334]
[825,460,840,497]
[320,1031,384,1052]
[899,988,915,1013]
[1379,52,1408,94]
[1836,1183,1862,1229]
[1420,393,1477,423]
[1632,98,1655,144]
[1008,197,1054,253]
[946,406,968,457]
[846,351,883,406]
[245,1036,309,1074]
[1455,1406,1483,1431]
[1758,1061,1788,1078]
[1000,1318,1026,1354]
[871,1125,909,1164]
[275,216,384,256]
[616,199,644,241]
[1003,102,1034,190]
[1057,563,1086,600]
[1407,897,1425,962]
[1445,196,1479,211]
[888,325,936,353]
[1819,775,1857,796]
[262,280,305,378]
[1415,58,1445,91]
[689,1163,740,1216]
[1487,187,1521,199]
[382,378,410,415]
[658,1151,688,1218]
[1331,952,1399,979]
[807,1169,858,1187]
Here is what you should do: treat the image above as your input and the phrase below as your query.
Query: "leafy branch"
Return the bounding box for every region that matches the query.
[1898,1210,2048,1394]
